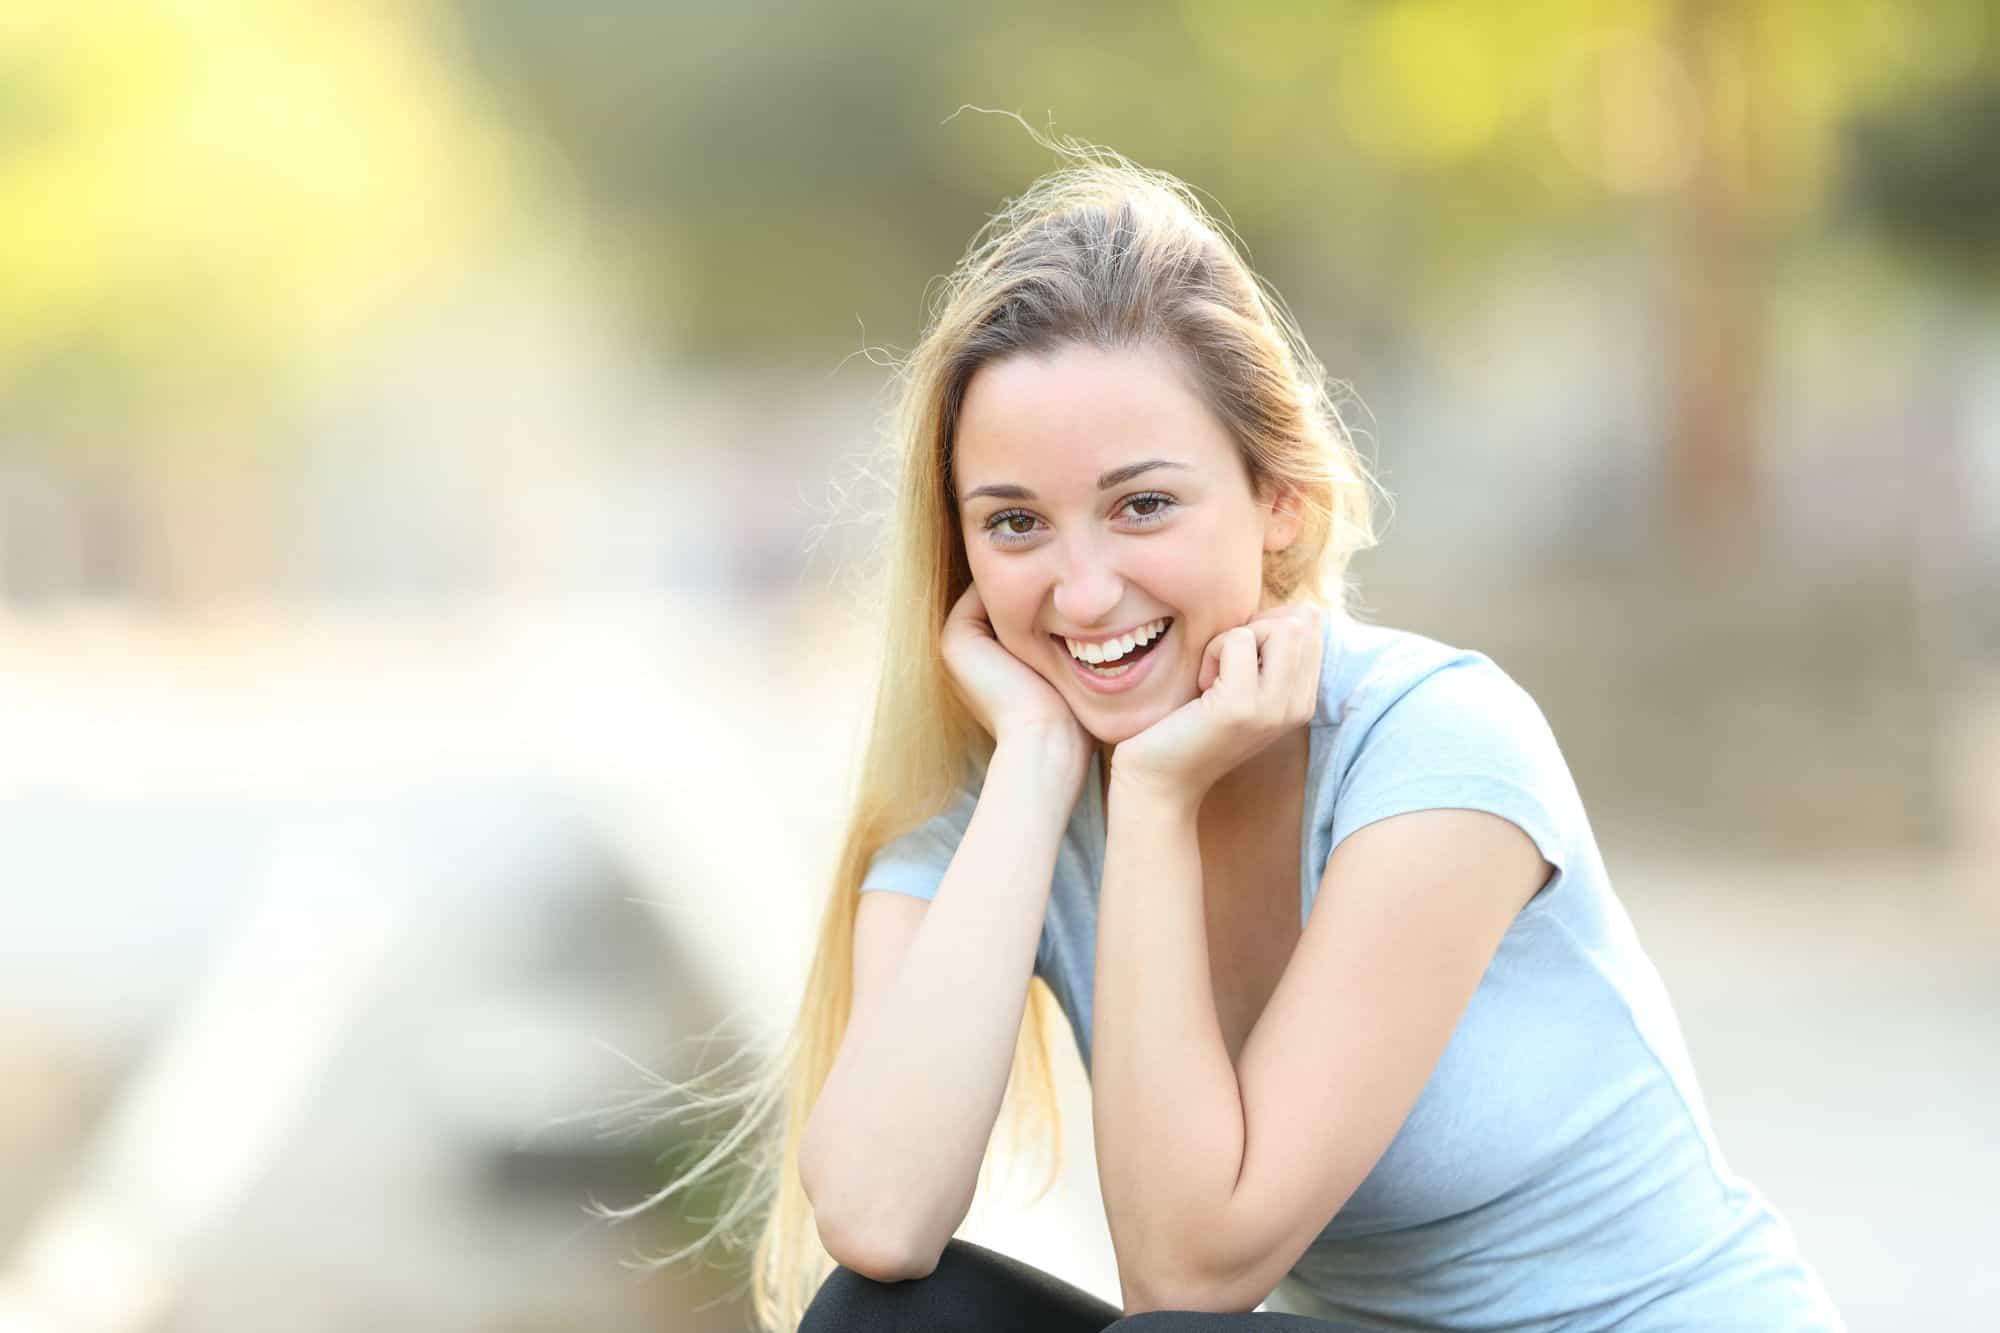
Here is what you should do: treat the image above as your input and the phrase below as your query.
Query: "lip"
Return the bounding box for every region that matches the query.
[1051,618,1169,649]
[1054,621,1171,696]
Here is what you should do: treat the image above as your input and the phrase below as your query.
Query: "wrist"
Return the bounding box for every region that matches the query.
[1106,761,1205,824]
[991,723,1088,788]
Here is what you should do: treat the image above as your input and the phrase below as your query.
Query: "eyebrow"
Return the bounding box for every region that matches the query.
[958,458,1190,506]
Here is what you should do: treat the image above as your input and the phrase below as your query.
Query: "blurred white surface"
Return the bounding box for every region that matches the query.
[0,595,1992,1331]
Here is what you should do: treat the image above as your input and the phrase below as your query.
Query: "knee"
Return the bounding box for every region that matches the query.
[800,1239,1033,1332]
[1105,1312,1271,1331]
[799,1249,960,1333]
[798,1262,887,1333]
[1107,1312,1344,1331]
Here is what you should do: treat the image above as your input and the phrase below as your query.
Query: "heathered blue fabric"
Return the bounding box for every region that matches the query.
[860,613,1844,1331]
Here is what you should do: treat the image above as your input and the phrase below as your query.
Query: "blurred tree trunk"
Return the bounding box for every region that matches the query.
[1666,0,1762,571]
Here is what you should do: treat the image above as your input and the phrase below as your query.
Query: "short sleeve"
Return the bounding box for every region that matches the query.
[857,784,978,902]
[1328,656,1572,891]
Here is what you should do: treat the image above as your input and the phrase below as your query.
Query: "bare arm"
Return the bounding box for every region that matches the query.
[1092,777,1241,1308]
[798,730,1077,1279]
[1095,796,1545,1313]
[1093,615,1549,1313]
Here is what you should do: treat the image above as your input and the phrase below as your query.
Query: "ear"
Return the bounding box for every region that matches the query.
[1259,481,1305,553]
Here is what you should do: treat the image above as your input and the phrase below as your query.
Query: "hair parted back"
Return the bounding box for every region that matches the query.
[592,128,1377,1332]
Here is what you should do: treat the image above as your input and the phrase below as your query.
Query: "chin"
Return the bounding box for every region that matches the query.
[1069,693,1184,747]
[1033,650,1197,747]
[1077,714,1148,746]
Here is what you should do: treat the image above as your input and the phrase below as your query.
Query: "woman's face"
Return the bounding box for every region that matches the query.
[952,341,1300,745]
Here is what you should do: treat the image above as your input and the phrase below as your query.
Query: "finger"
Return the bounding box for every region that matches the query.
[1245,602,1315,631]
[1203,622,1264,691]
[1257,618,1306,711]
[946,582,984,624]
[1198,630,1226,692]
[944,583,1001,644]
[1243,618,1285,690]
[1216,625,1261,708]
[1246,603,1320,640]
[1243,607,1321,718]
[1207,617,1278,692]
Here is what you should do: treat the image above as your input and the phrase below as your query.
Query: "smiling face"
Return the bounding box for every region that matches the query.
[952,341,1302,745]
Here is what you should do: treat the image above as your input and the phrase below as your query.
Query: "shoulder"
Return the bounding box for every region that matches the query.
[1316,614,1552,748]
[1308,614,1578,885]
[857,772,983,899]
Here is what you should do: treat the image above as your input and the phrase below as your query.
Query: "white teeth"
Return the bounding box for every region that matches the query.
[1064,617,1170,665]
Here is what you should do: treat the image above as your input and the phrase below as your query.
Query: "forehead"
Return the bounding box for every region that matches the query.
[953,343,1238,491]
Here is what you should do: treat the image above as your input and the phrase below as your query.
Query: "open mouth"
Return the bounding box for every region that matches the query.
[1054,617,1172,680]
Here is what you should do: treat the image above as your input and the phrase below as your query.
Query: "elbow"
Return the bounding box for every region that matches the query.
[1117,1242,1260,1316]
[801,1152,947,1284]
[1121,1278,1259,1318]
[813,1210,940,1284]
[800,1130,967,1283]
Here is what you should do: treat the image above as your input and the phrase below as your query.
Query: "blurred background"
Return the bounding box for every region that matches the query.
[2,2,1995,1330]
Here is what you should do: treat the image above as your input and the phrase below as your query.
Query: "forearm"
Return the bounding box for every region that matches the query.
[1092,777,1247,1304]
[800,736,1076,1273]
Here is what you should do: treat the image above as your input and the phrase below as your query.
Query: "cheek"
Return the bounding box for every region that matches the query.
[1150,532,1256,618]
[1185,513,1270,606]
[966,555,1045,653]
[1129,542,1263,668]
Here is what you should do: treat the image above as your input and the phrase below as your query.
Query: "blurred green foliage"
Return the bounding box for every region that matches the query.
[1846,74,2000,275]
[0,1,1993,430]
[449,0,1999,364]
[0,2,528,435]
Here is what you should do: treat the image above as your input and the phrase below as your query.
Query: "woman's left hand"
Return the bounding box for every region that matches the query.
[1110,603,1325,808]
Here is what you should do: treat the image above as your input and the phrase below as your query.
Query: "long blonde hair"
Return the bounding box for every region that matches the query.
[601,137,1378,1331]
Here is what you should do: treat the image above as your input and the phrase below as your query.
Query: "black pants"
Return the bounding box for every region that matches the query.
[800,1238,1371,1332]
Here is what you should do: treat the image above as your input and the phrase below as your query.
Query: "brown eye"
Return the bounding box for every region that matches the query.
[1130,497,1162,516]
[985,509,1041,543]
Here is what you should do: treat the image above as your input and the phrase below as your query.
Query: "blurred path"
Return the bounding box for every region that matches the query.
[1617,860,1999,1332]
[0,597,1990,1332]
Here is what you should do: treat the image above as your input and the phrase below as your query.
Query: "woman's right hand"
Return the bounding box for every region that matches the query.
[940,583,1092,789]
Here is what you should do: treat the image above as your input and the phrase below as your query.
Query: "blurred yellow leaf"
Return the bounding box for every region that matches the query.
[0,0,534,429]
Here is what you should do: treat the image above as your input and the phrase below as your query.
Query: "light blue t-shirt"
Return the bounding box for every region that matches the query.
[861,613,1845,1332]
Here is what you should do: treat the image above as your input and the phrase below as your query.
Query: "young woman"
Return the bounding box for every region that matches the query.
[639,147,1846,1332]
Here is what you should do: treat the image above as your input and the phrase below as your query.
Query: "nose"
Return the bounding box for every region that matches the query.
[1052,539,1124,629]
